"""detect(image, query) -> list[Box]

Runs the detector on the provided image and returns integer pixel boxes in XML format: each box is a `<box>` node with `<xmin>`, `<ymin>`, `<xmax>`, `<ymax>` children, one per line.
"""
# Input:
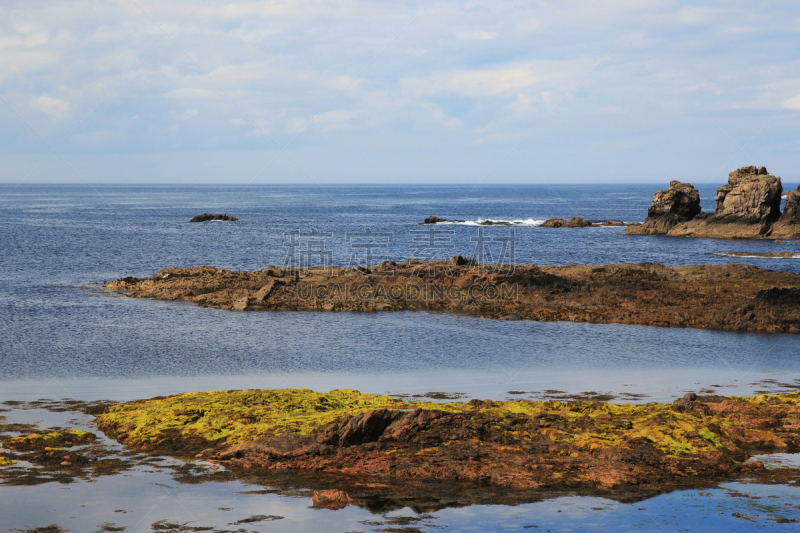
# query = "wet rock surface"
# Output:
<box><xmin>106</xmin><ymin>259</ymin><xmax>800</xmax><ymax>333</ymax></box>
<box><xmin>189</xmin><ymin>213</ymin><xmax>238</xmax><ymax>222</ymax></box>
<box><xmin>93</xmin><ymin>388</ymin><xmax>800</xmax><ymax>494</ymax></box>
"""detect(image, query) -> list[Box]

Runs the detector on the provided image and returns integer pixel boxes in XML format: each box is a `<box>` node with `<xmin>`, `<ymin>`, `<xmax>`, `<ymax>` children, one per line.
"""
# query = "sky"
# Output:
<box><xmin>1</xmin><ymin>0</ymin><xmax>799</xmax><ymax>184</ymax></box>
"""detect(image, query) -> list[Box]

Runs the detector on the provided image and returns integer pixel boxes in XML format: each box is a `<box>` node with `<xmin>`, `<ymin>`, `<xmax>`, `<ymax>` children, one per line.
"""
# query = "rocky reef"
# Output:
<box><xmin>190</xmin><ymin>213</ymin><xmax>238</xmax><ymax>222</ymax></box>
<box><xmin>106</xmin><ymin>260</ymin><xmax>800</xmax><ymax>333</ymax></box>
<box><xmin>628</xmin><ymin>166</ymin><xmax>796</xmax><ymax>239</ymax></box>
<box><xmin>94</xmin><ymin>388</ymin><xmax>800</xmax><ymax>493</ymax></box>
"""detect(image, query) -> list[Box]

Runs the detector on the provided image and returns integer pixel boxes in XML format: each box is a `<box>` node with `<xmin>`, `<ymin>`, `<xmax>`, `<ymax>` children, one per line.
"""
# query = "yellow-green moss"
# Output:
<box><xmin>0</xmin><ymin>455</ymin><xmax>15</xmax><ymax>467</ymax></box>
<box><xmin>94</xmin><ymin>389</ymin><xmax>800</xmax><ymax>461</ymax></box>
<box><xmin>3</xmin><ymin>429</ymin><xmax>90</xmax><ymax>446</ymax></box>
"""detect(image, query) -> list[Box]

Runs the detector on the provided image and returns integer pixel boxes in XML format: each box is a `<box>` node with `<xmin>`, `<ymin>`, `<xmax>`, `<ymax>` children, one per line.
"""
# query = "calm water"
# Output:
<box><xmin>1</xmin><ymin>184</ymin><xmax>800</xmax><ymax>531</ymax></box>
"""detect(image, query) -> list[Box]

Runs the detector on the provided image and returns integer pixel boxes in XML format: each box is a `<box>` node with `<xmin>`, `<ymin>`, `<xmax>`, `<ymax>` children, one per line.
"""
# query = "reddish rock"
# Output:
<box><xmin>312</xmin><ymin>489</ymin><xmax>352</xmax><ymax>509</ymax></box>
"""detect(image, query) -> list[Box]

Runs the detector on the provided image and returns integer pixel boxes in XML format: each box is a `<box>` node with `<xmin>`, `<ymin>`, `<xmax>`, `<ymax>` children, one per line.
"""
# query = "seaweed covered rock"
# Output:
<box><xmin>770</xmin><ymin>186</ymin><xmax>800</xmax><ymax>238</ymax></box>
<box><xmin>94</xmin><ymin>388</ymin><xmax>800</xmax><ymax>492</ymax></box>
<box><xmin>668</xmin><ymin>167</ymin><xmax>782</xmax><ymax>239</ymax></box>
<box><xmin>626</xmin><ymin>181</ymin><xmax>701</xmax><ymax>235</ymax></box>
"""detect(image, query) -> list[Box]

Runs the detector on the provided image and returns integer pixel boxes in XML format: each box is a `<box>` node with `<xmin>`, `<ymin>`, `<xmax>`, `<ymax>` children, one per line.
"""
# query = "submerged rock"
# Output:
<box><xmin>190</xmin><ymin>213</ymin><xmax>238</xmax><ymax>222</ymax></box>
<box><xmin>626</xmin><ymin>181</ymin><xmax>701</xmax><ymax>235</ymax></box>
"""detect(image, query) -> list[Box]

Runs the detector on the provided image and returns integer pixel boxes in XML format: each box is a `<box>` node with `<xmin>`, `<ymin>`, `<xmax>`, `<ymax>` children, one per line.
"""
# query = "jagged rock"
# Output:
<box><xmin>668</xmin><ymin>167</ymin><xmax>782</xmax><ymax>239</ymax></box>
<box><xmin>770</xmin><ymin>186</ymin><xmax>800</xmax><ymax>238</ymax></box>
<box><xmin>190</xmin><ymin>213</ymin><xmax>238</xmax><ymax>222</ymax></box>
<box><xmin>541</xmin><ymin>216</ymin><xmax>596</xmax><ymax>228</ymax></box>
<box><xmin>626</xmin><ymin>181</ymin><xmax>701</xmax><ymax>235</ymax></box>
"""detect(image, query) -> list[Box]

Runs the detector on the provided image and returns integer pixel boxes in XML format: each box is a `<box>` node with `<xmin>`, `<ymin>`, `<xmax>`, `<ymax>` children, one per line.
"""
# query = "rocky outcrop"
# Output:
<box><xmin>770</xmin><ymin>186</ymin><xmax>800</xmax><ymax>238</ymax></box>
<box><xmin>190</xmin><ymin>213</ymin><xmax>238</xmax><ymax>222</ymax></box>
<box><xmin>626</xmin><ymin>181</ymin><xmax>701</xmax><ymax>235</ymax></box>
<box><xmin>106</xmin><ymin>260</ymin><xmax>800</xmax><ymax>333</ymax></box>
<box><xmin>423</xmin><ymin>216</ymin><xmax>451</xmax><ymax>224</ymax></box>
<box><xmin>96</xmin><ymin>387</ymin><xmax>800</xmax><ymax>494</ymax></box>
<box><xmin>667</xmin><ymin>167</ymin><xmax>783</xmax><ymax>239</ymax></box>
<box><xmin>541</xmin><ymin>216</ymin><xmax>596</xmax><ymax>228</ymax></box>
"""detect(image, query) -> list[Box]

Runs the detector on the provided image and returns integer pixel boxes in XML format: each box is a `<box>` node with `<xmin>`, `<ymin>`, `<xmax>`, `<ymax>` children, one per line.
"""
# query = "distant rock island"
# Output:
<box><xmin>627</xmin><ymin>166</ymin><xmax>800</xmax><ymax>239</ymax></box>
<box><xmin>190</xmin><ymin>213</ymin><xmax>238</xmax><ymax>222</ymax></box>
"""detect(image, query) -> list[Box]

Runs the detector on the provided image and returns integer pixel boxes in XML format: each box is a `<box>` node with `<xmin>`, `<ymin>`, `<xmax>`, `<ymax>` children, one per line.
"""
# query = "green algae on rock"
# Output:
<box><xmin>94</xmin><ymin>389</ymin><xmax>800</xmax><ymax>491</ymax></box>
<box><xmin>2</xmin><ymin>430</ymin><xmax>96</xmax><ymax>451</ymax></box>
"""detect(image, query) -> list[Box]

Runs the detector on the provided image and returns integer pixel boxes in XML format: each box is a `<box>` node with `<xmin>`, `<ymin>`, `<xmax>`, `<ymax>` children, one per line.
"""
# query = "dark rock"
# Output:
<box><xmin>626</xmin><ymin>181</ymin><xmax>701</xmax><ymax>235</ymax></box>
<box><xmin>541</xmin><ymin>216</ymin><xmax>596</xmax><ymax>228</ymax></box>
<box><xmin>770</xmin><ymin>186</ymin><xmax>800</xmax><ymax>238</ymax></box>
<box><xmin>190</xmin><ymin>213</ymin><xmax>238</xmax><ymax>222</ymax></box>
<box><xmin>479</xmin><ymin>220</ymin><xmax>512</xmax><ymax>226</ymax></box>
<box><xmin>452</xmin><ymin>255</ymin><xmax>476</xmax><ymax>266</ymax></box>
<box><xmin>755</xmin><ymin>287</ymin><xmax>800</xmax><ymax>305</ymax></box>
<box><xmin>337</xmin><ymin>409</ymin><xmax>405</xmax><ymax>446</ymax></box>
<box><xmin>424</xmin><ymin>216</ymin><xmax>449</xmax><ymax>224</ymax></box>
<box><xmin>668</xmin><ymin>167</ymin><xmax>782</xmax><ymax>239</ymax></box>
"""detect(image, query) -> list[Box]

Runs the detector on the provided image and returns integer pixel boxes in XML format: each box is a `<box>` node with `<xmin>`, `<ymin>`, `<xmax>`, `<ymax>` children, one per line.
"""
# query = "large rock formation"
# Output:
<box><xmin>629</xmin><ymin>167</ymin><xmax>796</xmax><ymax>239</ymax></box>
<box><xmin>626</xmin><ymin>181</ymin><xmax>701</xmax><ymax>235</ymax></box>
<box><xmin>668</xmin><ymin>167</ymin><xmax>782</xmax><ymax>239</ymax></box>
<box><xmin>770</xmin><ymin>186</ymin><xmax>800</xmax><ymax>238</ymax></box>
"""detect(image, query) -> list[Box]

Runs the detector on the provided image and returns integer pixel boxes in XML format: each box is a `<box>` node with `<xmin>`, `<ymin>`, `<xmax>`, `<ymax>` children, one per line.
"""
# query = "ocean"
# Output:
<box><xmin>1</xmin><ymin>183</ymin><xmax>799</xmax><ymax>531</ymax></box>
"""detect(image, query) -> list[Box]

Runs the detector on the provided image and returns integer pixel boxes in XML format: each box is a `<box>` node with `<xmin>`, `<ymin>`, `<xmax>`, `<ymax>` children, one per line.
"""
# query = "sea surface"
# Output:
<box><xmin>1</xmin><ymin>184</ymin><xmax>800</xmax><ymax>532</ymax></box>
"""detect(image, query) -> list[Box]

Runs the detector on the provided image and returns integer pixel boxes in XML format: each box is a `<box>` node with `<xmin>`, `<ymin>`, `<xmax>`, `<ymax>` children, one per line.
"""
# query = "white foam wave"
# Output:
<box><xmin>714</xmin><ymin>253</ymin><xmax>800</xmax><ymax>259</ymax></box>
<box><xmin>436</xmin><ymin>218</ymin><xmax>547</xmax><ymax>227</ymax></box>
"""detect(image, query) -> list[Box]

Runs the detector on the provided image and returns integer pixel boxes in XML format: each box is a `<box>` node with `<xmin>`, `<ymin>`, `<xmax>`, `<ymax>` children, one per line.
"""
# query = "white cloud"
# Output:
<box><xmin>783</xmin><ymin>94</ymin><xmax>800</xmax><ymax>110</ymax></box>
<box><xmin>402</xmin><ymin>63</ymin><xmax>566</xmax><ymax>98</ymax></box>
<box><xmin>183</xmin><ymin>108</ymin><xmax>199</xmax><ymax>119</ymax></box>
<box><xmin>456</xmin><ymin>31</ymin><xmax>496</xmax><ymax>40</ymax></box>
<box><xmin>35</xmin><ymin>95</ymin><xmax>69</xmax><ymax>118</ymax></box>
<box><xmin>162</xmin><ymin>88</ymin><xmax>217</xmax><ymax>99</ymax></box>
<box><xmin>541</xmin><ymin>91</ymin><xmax>554</xmax><ymax>105</ymax></box>
<box><xmin>229</xmin><ymin>118</ymin><xmax>246</xmax><ymax>126</ymax></box>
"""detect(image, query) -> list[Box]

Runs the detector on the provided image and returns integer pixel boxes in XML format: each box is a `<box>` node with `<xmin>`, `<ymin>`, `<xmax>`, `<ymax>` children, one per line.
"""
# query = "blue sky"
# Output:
<box><xmin>1</xmin><ymin>0</ymin><xmax>799</xmax><ymax>184</ymax></box>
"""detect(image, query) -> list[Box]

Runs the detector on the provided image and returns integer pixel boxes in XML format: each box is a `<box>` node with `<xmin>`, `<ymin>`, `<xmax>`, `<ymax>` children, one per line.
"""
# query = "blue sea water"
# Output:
<box><xmin>1</xmin><ymin>183</ymin><xmax>800</xmax><ymax>531</ymax></box>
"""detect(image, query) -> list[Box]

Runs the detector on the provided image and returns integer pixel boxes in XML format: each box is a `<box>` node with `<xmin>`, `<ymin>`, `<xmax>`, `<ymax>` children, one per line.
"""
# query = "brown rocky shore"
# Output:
<box><xmin>106</xmin><ymin>259</ymin><xmax>800</xmax><ymax>333</ymax></box>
